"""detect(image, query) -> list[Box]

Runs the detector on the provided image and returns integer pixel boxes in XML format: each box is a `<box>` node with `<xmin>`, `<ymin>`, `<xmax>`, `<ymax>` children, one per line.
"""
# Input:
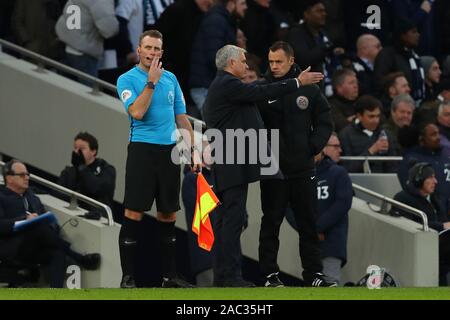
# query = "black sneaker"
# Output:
<box><xmin>265</xmin><ymin>273</ymin><xmax>284</xmax><ymax>287</ymax></box>
<box><xmin>120</xmin><ymin>275</ymin><xmax>136</xmax><ymax>288</ymax></box>
<box><xmin>305</xmin><ymin>272</ymin><xmax>337</xmax><ymax>287</ymax></box>
<box><xmin>162</xmin><ymin>277</ymin><xmax>195</xmax><ymax>288</ymax></box>
<box><xmin>81</xmin><ymin>253</ymin><xmax>101</xmax><ymax>270</ymax></box>
<box><xmin>222</xmin><ymin>278</ymin><xmax>256</xmax><ymax>288</ymax></box>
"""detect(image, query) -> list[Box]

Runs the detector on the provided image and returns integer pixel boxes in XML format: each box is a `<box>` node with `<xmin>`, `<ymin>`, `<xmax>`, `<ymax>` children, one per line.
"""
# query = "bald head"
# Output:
<box><xmin>356</xmin><ymin>34</ymin><xmax>382</xmax><ymax>64</ymax></box>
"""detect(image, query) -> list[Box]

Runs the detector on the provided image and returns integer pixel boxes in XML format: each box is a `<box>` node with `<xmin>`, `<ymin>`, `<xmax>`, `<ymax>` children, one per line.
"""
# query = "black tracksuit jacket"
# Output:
<box><xmin>257</xmin><ymin>65</ymin><xmax>333</xmax><ymax>178</ymax></box>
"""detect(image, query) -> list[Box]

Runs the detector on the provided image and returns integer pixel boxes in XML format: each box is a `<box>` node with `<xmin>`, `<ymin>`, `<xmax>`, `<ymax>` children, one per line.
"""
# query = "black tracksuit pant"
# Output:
<box><xmin>259</xmin><ymin>177</ymin><xmax>322</xmax><ymax>280</ymax></box>
<box><xmin>213</xmin><ymin>184</ymin><xmax>248</xmax><ymax>285</ymax></box>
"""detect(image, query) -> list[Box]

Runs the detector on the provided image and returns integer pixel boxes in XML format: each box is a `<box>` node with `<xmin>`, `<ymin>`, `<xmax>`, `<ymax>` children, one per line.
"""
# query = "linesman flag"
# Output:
<box><xmin>192</xmin><ymin>172</ymin><xmax>220</xmax><ymax>251</ymax></box>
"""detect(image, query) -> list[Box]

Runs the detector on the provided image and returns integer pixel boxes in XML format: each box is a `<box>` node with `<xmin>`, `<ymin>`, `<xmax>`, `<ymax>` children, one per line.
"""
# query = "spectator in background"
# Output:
<box><xmin>241</xmin><ymin>56</ymin><xmax>262</xmax><ymax>83</ymax></box>
<box><xmin>383</xmin><ymin>94</ymin><xmax>415</xmax><ymax>155</ymax></box>
<box><xmin>11</xmin><ymin>0</ymin><xmax>64</xmax><ymax>60</ymax></box>
<box><xmin>55</xmin><ymin>0</ymin><xmax>119</xmax><ymax>78</ymax></box>
<box><xmin>287</xmin><ymin>0</ymin><xmax>345</xmax><ymax>97</ymax></box>
<box><xmin>189</xmin><ymin>0</ymin><xmax>248</xmax><ymax>113</ymax></box>
<box><xmin>114</xmin><ymin>0</ymin><xmax>144</xmax><ymax>69</ymax></box>
<box><xmin>240</xmin><ymin>0</ymin><xmax>277</xmax><ymax>70</ymax></box>
<box><xmin>143</xmin><ymin>0</ymin><xmax>175</xmax><ymax>29</ymax></box>
<box><xmin>339</xmin><ymin>95</ymin><xmax>397</xmax><ymax>173</ymax></box>
<box><xmin>58</xmin><ymin>132</ymin><xmax>116</xmax><ymax>218</ymax></box>
<box><xmin>0</xmin><ymin>160</ymin><xmax>100</xmax><ymax>288</ymax></box>
<box><xmin>313</xmin><ymin>133</ymin><xmax>352</xmax><ymax>286</ymax></box>
<box><xmin>328</xmin><ymin>68</ymin><xmax>359</xmax><ymax>133</ymax></box>
<box><xmin>374</xmin><ymin>18</ymin><xmax>425</xmax><ymax>103</ymax></box>
<box><xmin>352</xmin><ymin>34</ymin><xmax>382</xmax><ymax>96</ymax></box>
<box><xmin>419</xmin><ymin>78</ymin><xmax>450</xmax><ymax>121</ymax></box>
<box><xmin>155</xmin><ymin>0</ymin><xmax>213</xmax><ymax>95</ymax></box>
<box><xmin>236</xmin><ymin>28</ymin><xmax>248</xmax><ymax>49</ymax></box>
<box><xmin>437</xmin><ymin>101</ymin><xmax>450</xmax><ymax>157</ymax></box>
<box><xmin>398</xmin><ymin>122</ymin><xmax>450</xmax><ymax>215</ymax></box>
<box><xmin>390</xmin><ymin>0</ymin><xmax>437</xmax><ymax>56</ymax></box>
<box><xmin>421</xmin><ymin>56</ymin><xmax>442</xmax><ymax>103</ymax></box>
<box><xmin>391</xmin><ymin>162</ymin><xmax>450</xmax><ymax>285</ymax></box>
<box><xmin>380</xmin><ymin>72</ymin><xmax>412</xmax><ymax>119</ymax></box>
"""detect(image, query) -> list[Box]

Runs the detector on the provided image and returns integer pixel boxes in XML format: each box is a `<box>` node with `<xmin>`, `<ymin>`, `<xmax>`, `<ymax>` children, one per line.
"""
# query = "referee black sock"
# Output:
<box><xmin>119</xmin><ymin>217</ymin><xmax>140</xmax><ymax>277</ymax></box>
<box><xmin>158</xmin><ymin>220</ymin><xmax>177</xmax><ymax>279</ymax></box>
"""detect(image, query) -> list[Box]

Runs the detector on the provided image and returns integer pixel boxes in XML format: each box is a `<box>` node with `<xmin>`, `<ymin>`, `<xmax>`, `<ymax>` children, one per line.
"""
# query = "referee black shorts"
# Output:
<box><xmin>124</xmin><ymin>142</ymin><xmax>181</xmax><ymax>213</ymax></box>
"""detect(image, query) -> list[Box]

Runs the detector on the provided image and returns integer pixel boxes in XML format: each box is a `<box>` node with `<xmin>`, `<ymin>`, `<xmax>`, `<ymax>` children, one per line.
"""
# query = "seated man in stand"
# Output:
<box><xmin>0</xmin><ymin>160</ymin><xmax>100</xmax><ymax>287</ymax></box>
<box><xmin>391</xmin><ymin>162</ymin><xmax>450</xmax><ymax>285</ymax></box>
<box><xmin>58</xmin><ymin>132</ymin><xmax>116</xmax><ymax>219</ymax></box>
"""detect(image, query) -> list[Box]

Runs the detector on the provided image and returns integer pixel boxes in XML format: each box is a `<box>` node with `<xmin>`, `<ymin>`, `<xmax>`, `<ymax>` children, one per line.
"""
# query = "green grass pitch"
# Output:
<box><xmin>0</xmin><ymin>287</ymin><xmax>450</xmax><ymax>300</ymax></box>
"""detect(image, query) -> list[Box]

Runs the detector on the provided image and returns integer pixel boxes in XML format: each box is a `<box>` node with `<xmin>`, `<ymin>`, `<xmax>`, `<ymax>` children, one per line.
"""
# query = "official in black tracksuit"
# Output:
<box><xmin>257</xmin><ymin>41</ymin><xmax>334</xmax><ymax>287</ymax></box>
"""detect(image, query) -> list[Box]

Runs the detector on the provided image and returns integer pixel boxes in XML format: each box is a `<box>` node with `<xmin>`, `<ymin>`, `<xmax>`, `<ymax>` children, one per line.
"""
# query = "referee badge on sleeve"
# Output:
<box><xmin>296</xmin><ymin>96</ymin><xmax>309</xmax><ymax>110</ymax></box>
<box><xmin>121</xmin><ymin>90</ymin><xmax>132</xmax><ymax>103</ymax></box>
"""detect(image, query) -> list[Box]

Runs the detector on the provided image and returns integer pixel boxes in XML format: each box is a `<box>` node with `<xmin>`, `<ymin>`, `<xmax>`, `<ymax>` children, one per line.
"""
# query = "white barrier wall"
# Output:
<box><xmin>39</xmin><ymin>195</ymin><xmax>121</xmax><ymax>288</ymax></box>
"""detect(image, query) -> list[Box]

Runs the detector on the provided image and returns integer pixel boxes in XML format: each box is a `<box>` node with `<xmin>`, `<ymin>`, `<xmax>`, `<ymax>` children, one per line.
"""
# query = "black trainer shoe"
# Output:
<box><xmin>162</xmin><ymin>277</ymin><xmax>195</xmax><ymax>288</ymax></box>
<box><xmin>223</xmin><ymin>278</ymin><xmax>256</xmax><ymax>288</ymax></box>
<box><xmin>265</xmin><ymin>273</ymin><xmax>284</xmax><ymax>287</ymax></box>
<box><xmin>120</xmin><ymin>275</ymin><xmax>136</xmax><ymax>288</ymax></box>
<box><xmin>305</xmin><ymin>272</ymin><xmax>337</xmax><ymax>287</ymax></box>
<box><xmin>81</xmin><ymin>253</ymin><xmax>101</xmax><ymax>270</ymax></box>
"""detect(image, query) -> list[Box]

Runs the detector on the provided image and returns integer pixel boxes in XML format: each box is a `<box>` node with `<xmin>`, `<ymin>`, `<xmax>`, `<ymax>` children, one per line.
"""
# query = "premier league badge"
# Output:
<box><xmin>296</xmin><ymin>96</ymin><xmax>309</xmax><ymax>110</ymax></box>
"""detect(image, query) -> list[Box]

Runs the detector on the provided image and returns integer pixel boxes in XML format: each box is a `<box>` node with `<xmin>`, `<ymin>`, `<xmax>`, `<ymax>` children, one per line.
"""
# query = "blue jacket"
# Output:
<box><xmin>188</xmin><ymin>4</ymin><xmax>237</xmax><ymax>89</ymax></box>
<box><xmin>398</xmin><ymin>146</ymin><xmax>450</xmax><ymax>214</ymax></box>
<box><xmin>315</xmin><ymin>157</ymin><xmax>353</xmax><ymax>265</ymax></box>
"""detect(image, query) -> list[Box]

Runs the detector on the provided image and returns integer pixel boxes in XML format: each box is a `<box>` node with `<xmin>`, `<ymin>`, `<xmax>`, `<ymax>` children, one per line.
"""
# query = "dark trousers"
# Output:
<box><xmin>16</xmin><ymin>224</ymin><xmax>66</xmax><ymax>288</ymax></box>
<box><xmin>259</xmin><ymin>177</ymin><xmax>322</xmax><ymax>279</ymax></box>
<box><xmin>213</xmin><ymin>184</ymin><xmax>248</xmax><ymax>284</ymax></box>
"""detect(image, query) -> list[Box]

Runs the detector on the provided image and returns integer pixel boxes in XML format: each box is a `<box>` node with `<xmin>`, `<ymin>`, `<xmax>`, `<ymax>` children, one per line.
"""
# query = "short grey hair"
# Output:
<box><xmin>215</xmin><ymin>45</ymin><xmax>246</xmax><ymax>70</ymax></box>
<box><xmin>391</xmin><ymin>94</ymin><xmax>415</xmax><ymax>112</ymax></box>
<box><xmin>438</xmin><ymin>101</ymin><xmax>450</xmax><ymax>116</ymax></box>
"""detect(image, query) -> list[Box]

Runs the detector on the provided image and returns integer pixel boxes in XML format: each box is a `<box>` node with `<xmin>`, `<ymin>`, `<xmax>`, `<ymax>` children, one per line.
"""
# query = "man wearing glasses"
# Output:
<box><xmin>313</xmin><ymin>133</ymin><xmax>352</xmax><ymax>285</ymax></box>
<box><xmin>0</xmin><ymin>160</ymin><xmax>100</xmax><ymax>287</ymax></box>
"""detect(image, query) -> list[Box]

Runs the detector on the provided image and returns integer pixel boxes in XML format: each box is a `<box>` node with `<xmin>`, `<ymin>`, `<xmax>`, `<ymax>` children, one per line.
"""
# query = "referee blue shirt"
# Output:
<box><xmin>117</xmin><ymin>65</ymin><xmax>186</xmax><ymax>144</ymax></box>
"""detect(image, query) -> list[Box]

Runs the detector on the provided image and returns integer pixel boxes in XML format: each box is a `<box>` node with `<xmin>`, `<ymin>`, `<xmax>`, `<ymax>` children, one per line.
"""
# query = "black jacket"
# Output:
<box><xmin>328</xmin><ymin>95</ymin><xmax>356</xmax><ymax>133</ymax></box>
<box><xmin>392</xmin><ymin>184</ymin><xmax>448</xmax><ymax>232</ymax></box>
<box><xmin>258</xmin><ymin>64</ymin><xmax>333</xmax><ymax>178</ymax></box>
<box><xmin>189</xmin><ymin>4</ymin><xmax>237</xmax><ymax>89</ymax></box>
<box><xmin>352</xmin><ymin>57</ymin><xmax>375</xmax><ymax>96</ymax></box>
<box><xmin>287</xmin><ymin>23</ymin><xmax>328</xmax><ymax>73</ymax></box>
<box><xmin>155</xmin><ymin>0</ymin><xmax>205</xmax><ymax>92</ymax></box>
<box><xmin>203</xmin><ymin>70</ymin><xmax>299</xmax><ymax>192</ymax></box>
<box><xmin>0</xmin><ymin>186</ymin><xmax>46</xmax><ymax>259</ymax></box>
<box><xmin>339</xmin><ymin>121</ymin><xmax>398</xmax><ymax>173</ymax></box>
<box><xmin>58</xmin><ymin>158</ymin><xmax>116</xmax><ymax>207</ymax></box>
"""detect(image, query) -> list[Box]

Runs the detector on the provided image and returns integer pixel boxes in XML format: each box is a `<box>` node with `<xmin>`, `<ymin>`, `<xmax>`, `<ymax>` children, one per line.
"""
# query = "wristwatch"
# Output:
<box><xmin>146</xmin><ymin>81</ymin><xmax>156</xmax><ymax>89</ymax></box>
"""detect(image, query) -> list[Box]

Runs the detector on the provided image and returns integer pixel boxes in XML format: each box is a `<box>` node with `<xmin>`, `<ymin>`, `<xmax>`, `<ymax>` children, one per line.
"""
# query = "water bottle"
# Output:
<box><xmin>378</xmin><ymin>129</ymin><xmax>388</xmax><ymax>155</ymax></box>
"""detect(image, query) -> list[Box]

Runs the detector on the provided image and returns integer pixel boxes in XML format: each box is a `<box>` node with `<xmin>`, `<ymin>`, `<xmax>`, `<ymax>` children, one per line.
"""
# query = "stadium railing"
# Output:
<box><xmin>0</xmin><ymin>161</ymin><xmax>114</xmax><ymax>226</ymax></box>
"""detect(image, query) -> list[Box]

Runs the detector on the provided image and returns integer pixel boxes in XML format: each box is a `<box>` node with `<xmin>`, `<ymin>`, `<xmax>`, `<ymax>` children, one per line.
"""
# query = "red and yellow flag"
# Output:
<box><xmin>192</xmin><ymin>172</ymin><xmax>220</xmax><ymax>251</ymax></box>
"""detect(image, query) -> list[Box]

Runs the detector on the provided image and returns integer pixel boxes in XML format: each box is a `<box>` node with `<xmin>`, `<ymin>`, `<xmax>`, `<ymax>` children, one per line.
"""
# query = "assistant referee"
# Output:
<box><xmin>116</xmin><ymin>30</ymin><xmax>200</xmax><ymax>288</ymax></box>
